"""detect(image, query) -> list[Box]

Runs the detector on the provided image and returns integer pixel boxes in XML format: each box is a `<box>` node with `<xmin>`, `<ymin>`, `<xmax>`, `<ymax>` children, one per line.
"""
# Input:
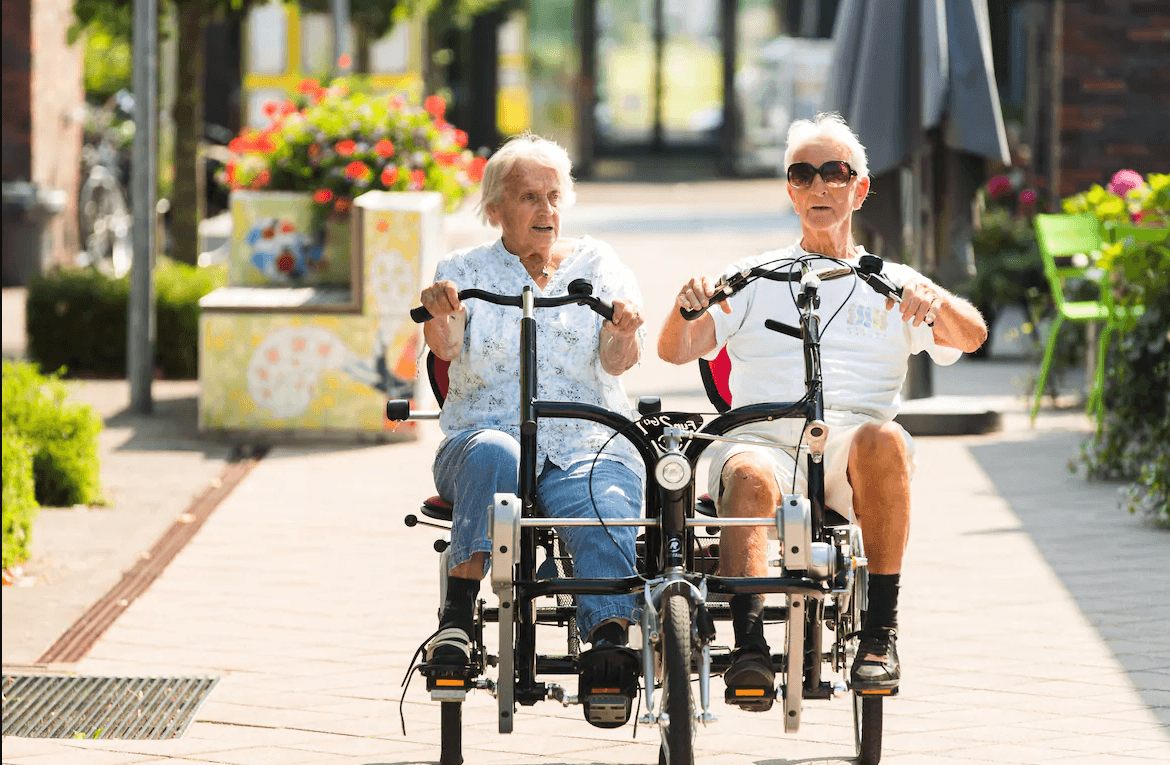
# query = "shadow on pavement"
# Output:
<box><xmin>967</xmin><ymin>430</ymin><xmax>1170</xmax><ymax>725</ymax></box>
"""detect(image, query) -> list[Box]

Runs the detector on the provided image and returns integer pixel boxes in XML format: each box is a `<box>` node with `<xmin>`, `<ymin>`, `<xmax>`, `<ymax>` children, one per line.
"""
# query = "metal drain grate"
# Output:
<box><xmin>2</xmin><ymin>675</ymin><xmax>218</xmax><ymax>739</ymax></box>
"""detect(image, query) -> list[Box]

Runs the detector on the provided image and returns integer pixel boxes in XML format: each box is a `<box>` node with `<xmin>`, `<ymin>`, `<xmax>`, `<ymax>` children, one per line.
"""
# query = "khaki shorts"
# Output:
<box><xmin>705</xmin><ymin>412</ymin><xmax>916</xmax><ymax>525</ymax></box>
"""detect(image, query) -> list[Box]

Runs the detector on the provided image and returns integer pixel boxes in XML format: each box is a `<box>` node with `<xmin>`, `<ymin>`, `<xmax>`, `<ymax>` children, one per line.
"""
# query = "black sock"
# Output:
<box><xmin>730</xmin><ymin>594</ymin><xmax>767</xmax><ymax>653</ymax></box>
<box><xmin>590</xmin><ymin>620</ymin><xmax>627</xmax><ymax>647</ymax></box>
<box><xmin>438</xmin><ymin>576</ymin><xmax>480</xmax><ymax>635</ymax></box>
<box><xmin>864</xmin><ymin>574</ymin><xmax>900</xmax><ymax>634</ymax></box>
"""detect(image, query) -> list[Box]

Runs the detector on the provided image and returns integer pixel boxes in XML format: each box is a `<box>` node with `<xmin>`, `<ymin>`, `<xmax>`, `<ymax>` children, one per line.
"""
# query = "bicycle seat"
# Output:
<box><xmin>422</xmin><ymin>496</ymin><xmax>453</xmax><ymax>522</ymax></box>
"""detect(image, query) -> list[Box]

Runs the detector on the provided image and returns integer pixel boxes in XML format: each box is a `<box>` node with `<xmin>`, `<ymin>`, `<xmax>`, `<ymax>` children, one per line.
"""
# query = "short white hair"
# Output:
<box><xmin>783</xmin><ymin>113</ymin><xmax>869</xmax><ymax>179</ymax></box>
<box><xmin>477</xmin><ymin>133</ymin><xmax>576</xmax><ymax>226</ymax></box>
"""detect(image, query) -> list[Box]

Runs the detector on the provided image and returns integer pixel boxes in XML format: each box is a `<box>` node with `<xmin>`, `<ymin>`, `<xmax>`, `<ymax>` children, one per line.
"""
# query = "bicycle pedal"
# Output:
<box><xmin>582</xmin><ymin>690</ymin><xmax>634</xmax><ymax>728</ymax></box>
<box><xmin>578</xmin><ymin>645</ymin><xmax>639</xmax><ymax>728</ymax></box>
<box><xmin>422</xmin><ymin>665</ymin><xmax>475</xmax><ymax>701</ymax></box>
<box><xmin>724</xmin><ymin>684</ymin><xmax>776</xmax><ymax>712</ymax></box>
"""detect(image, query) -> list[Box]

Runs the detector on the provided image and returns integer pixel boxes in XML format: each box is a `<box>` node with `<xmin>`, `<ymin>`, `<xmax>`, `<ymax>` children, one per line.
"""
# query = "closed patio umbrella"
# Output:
<box><xmin>822</xmin><ymin>0</ymin><xmax>1010</xmax><ymax>395</ymax></box>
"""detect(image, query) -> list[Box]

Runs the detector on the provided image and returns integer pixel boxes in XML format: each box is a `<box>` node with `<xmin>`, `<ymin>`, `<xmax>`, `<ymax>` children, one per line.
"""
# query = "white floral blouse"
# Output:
<box><xmin>433</xmin><ymin>236</ymin><xmax>645</xmax><ymax>474</ymax></box>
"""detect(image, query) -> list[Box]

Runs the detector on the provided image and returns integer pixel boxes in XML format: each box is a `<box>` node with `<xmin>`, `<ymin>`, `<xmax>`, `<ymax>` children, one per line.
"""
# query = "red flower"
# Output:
<box><xmin>276</xmin><ymin>251</ymin><xmax>296</xmax><ymax>273</ymax></box>
<box><xmin>253</xmin><ymin>133</ymin><xmax>276</xmax><ymax>153</ymax></box>
<box><xmin>380</xmin><ymin>166</ymin><xmax>399</xmax><ymax>186</ymax></box>
<box><xmin>335</xmin><ymin>140</ymin><xmax>357</xmax><ymax>157</ymax></box>
<box><xmin>987</xmin><ymin>174</ymin><xmax>1012</xmax><ymax>198</ymax></box>
<box><xmin>313</xmin><ymin>188</ymin><xmax>334</xmax><ymax>204</ymax></box>
<box><xmin>262</xmin><ymin>100</ymin><xmax>279</xmax><ymax>119</ymax></box>
<box><xmin>334</xmin><ymin>197</ymin><xmax>352</xmax><ymax>213</ymax></box>
<box><xmin>374</xmin><ymin>139</ymin><xmax>395</xmax><ymax>158</ymax></box>
<box><xmin>298</xmin><ymin>78</ymin><xmax>320</xmax><ymax>94</ymax></box>
<box><xmin>338</xmin><ymin>53</ymin><xmax>352</xmax><ymax>69</ymax></box>
<box><xmin>453</xmin><ymin>129</ymin><xmax>468</xmax><ymax>149</ymax></box>
<box><xmin>252</xmin><ymin>169</ymin><xmax>271</xmax><ymax>189</ymax></box>
<box><xmin>229</xmin><ymin>137</ymin><xmax>246</xmax><ymax>154</ymax></box>
<box><xmin>279</xmin><ymin>100</ymin><xmax>297</xmax><ymax>117</ymax></box>
<box><xmin>424</xmin><ymin>95</ymin><xmax>446</xmax><ymax>120</ymax></box>
<box><xmin>468</xmin><ymin>156</ymin><xmax>487</xmax><ymax>183</ymax></box>
<box><xmin>409</xmin><ymin>169</ymin><xmax>426</xmax><ymax>190</ymax></box>
<box><xmin>434</xmin><ymin>151</ymin><xmax>458</xmax><ymax>167</ymax></box>
<box><xmin>345</xmin><ymin>160</ymin><xmax>371</xmax><ymax>181</ymax></box>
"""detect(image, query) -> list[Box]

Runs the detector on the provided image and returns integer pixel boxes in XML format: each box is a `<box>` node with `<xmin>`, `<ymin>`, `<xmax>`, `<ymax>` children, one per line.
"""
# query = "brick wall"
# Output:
<box><xmin>31</xmin><ymin>0</ymin><xmax>84</xmax><ymax>265</ymax></box>
<box><xmin>2</xmin><ymin>0</ymin><xmax>32</xmax><ymax>183</ymax></box>
<box><xmin>1059</xmin><ymin>1</ymin><xmax>1170</xmax><ymax>197</ymax></box>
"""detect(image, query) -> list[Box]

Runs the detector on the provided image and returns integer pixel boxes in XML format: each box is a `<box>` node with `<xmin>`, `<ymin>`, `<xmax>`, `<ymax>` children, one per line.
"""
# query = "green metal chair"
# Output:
<box><xmin>1030</xmin><ymin>213</ymin><xmax>1116</xmax><ymax>424</ymax></box>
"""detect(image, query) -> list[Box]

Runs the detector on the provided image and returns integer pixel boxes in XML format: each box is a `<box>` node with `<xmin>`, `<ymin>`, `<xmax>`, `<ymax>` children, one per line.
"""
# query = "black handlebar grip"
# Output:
<box><xmin>679</xmin><ymin>289</ymin><xmax>731</xmax><ymax>321</ymax></box>
<box><xmin>385</xmin><ymin>399</ymin><xmax>411</xmax><ymax>421</ymax></box>
<box><xmin>409</xmin><ymin>305</ymin><xmax>433</xmax><ymax>323</ymax></box>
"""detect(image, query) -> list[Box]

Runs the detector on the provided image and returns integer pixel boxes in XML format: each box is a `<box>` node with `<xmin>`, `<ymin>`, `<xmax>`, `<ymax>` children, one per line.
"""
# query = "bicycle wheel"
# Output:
<box><xmin>657</xmin><ymin>593</ymin><xmax>694</xmax><ymax>765</ymax></box>
<box><xmin>439</xmin><ymin>700</ymin><xmax>463</xmax><ymax>765</ymax></box>
<box><xmin>852</xmin><ymin>692</ymin><xmax>882</xmax><ymax>765</ymax></box>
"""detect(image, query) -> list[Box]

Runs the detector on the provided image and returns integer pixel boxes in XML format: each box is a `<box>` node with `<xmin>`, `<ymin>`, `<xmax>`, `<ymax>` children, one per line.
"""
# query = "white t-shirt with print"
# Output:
<box><xmin>704</xmin><ymin>243</ymin><xmax>962</xmax><ymax>422</ymax></box>
<box><xmin>434</xmin><ymin>236</ymin><xmax>645</xmax><ymax>473</ymax></box>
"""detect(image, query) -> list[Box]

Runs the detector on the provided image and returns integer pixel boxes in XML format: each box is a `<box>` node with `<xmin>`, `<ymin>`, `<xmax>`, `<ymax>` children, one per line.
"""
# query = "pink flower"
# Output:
<box><xmin>987</xmin><ymin>175</ymin><xmax>1012</xmax><ymax>198</ymax></box>
<box><xmin>1019</xmin><ymin>189</ymin><xmax>1037</xmax><ymax>205</ymax></box>
<box><xmin>1109</xmin><ymin>169</ymin><xmax>1144</xmax><ymax>197</ymax></box>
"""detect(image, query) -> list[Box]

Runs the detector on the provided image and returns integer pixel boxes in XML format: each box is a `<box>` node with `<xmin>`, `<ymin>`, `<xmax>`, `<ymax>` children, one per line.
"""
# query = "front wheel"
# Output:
<box><xmin>657</xmin><ymin>593</ymin><xmax>694</xmax><ymax>765</ymax></box>
<box><xmin>853</xmin><ymin>693</ymin><xmax>882</xmax><ymax>764</ymax></box>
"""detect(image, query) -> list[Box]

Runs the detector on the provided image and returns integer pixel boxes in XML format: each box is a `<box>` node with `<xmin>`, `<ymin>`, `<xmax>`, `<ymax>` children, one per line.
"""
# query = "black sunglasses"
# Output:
<box><xmin>787</xmin><ymin>160</ymin><xmax>858</xmax><ymax>188</ymax></box>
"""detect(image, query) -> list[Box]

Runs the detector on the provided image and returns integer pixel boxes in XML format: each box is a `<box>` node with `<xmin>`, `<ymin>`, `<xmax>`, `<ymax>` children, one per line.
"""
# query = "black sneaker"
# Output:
<box><xmin>850</xmin><ymin>627</ymin><xmax>900</xmax><ymax>694</ymax></box>
<box><xmin>723</xmin><ymin>646</ymin><xmax>775</xmax><ymax>712</ymax></box>
<box><xmin>425</xmin><ymin>626</ymin><xmax>471</xmax><ymax>670</ymax></box>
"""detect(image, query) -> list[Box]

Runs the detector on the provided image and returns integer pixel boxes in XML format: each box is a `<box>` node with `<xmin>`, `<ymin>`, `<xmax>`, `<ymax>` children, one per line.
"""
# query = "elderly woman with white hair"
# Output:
<box><xmin>418</xmin><ymin>134</ymin><xmax>644</xmax><ymax>727</ymax></box>
<box><xmin>658</xmin><ymin>113</ymin><xmax>987</xmax><ymax>706</ymax></box>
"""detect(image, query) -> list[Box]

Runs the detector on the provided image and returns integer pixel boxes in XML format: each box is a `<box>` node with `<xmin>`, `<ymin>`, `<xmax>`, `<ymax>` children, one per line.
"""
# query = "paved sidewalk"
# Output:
<box><xmin>4</xmin><ymin>180</ymin><xmax>1168</xmax><ymax>763</ymax></box>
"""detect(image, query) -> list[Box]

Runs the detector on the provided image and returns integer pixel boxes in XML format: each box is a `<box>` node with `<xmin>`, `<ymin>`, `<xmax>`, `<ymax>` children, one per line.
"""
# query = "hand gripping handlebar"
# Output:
<box><xmin>410</xmin><ymin>278</ymin><xmax>615</xmax><ymax>324</ymax></box>
<box><xmin>679</xmin><ymin>254</ymin><xmax>906</xmax><ymax>321</ymax></box>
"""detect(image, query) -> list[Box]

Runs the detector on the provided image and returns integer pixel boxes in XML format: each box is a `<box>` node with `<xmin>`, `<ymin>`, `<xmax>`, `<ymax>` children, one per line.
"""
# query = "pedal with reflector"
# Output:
<box><xmin>724</xmin><ymin>684</ymin><xmax>776</xmax><ymax>712</ymax></box>
<box><xmin>852</xmin><ymin>686</ymin><xmax>899</xmax><ymax>697</ymax></box>
<box><xmin>423</xmin><ymin>669</ymin><xmax>474</xmax><ymax>701</ymax></box>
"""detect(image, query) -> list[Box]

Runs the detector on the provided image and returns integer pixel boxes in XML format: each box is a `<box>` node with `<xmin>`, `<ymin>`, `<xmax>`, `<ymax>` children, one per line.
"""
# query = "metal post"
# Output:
<box><xmin>129</xmin><ymin>0</ymin><xmax>158</xmax><ymax>414</ymax></box>
<box><xmin>332</xmin><ymin>0</ymin><xmax>352</xmax><ymax>74</ymax></box>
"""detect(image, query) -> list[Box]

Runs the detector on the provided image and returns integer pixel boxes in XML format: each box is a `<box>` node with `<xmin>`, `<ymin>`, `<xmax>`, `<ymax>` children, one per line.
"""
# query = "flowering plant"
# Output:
<box><xmin>218</xmin><ymin>78</ymin><xmax>486</xmax><ymax>222</ymax></box>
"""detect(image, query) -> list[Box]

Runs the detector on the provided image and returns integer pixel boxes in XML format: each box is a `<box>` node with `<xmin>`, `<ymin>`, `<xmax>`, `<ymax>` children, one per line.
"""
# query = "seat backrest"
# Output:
<box><xmin>1033</xmin><ymin>212</ymin><xmax>1104</xmax><ymax>312</ymax></box>
<box><xmin>698</xmin><ymin>347</ymin><xmax>733</xmax><ymax>413</ymax></box>
<box><xmin>1102</xmin><ymin>221</ymin><xmax>1170</xmax><ymax>246</ymax></box>
<box><xmin>426</xmin><ymin>351</ymin><xmax>449</xmax><ymax>407</ymax></box>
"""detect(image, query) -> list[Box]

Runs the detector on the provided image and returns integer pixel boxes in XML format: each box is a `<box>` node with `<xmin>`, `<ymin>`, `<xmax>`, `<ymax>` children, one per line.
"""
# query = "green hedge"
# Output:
<box><xmin>26</xmin><ymin>260</ymin><xmax>225</xmax><ymax>379</ymax></box>
<box><xmin>2</xmin><ymin>430</ymin><xmax>39</xmax><ymax>569</ymax></box>
<box><xmin>2</xmin><ymin>361</ymin><xmax>104</xmax><ymax>508</ymax></box>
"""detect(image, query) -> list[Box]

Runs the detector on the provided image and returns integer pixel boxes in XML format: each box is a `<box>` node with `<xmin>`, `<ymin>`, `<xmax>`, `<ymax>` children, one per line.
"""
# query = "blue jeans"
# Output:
<box><xmin>433</xmin><ymin>429</ymin><xmax>643</xmax><ymax>639</ymax></box>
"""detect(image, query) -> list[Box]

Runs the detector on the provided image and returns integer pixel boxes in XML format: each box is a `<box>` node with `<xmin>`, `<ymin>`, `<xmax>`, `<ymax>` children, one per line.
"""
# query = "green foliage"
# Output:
<box><xmin>2</xmin><ymin>362</ymin><xmax>104</xmax><ymax>509</ymax></box>
<box><xmin>2</xmin><ymin>430</ymin><xmax>39</xmax><ymax>569</ymax></box>
<box><xmin>1065</xmin><ymin>171</ymin><xmax>1170</xmax><ymax>525</ymax></box>
<box><xmin>26</xmin><ymin>260</ymin><xmax>227</xmax><ymax>380</ymax></box>
<box><xmin>81</xmin><ymin>21</ymin><xmax>132</xmax><ymax>101</ymax></box>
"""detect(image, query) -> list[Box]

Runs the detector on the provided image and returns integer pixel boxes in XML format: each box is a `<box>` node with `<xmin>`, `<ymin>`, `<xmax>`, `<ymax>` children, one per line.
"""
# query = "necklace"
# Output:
<box><xmin>540</xmin><ymin>266</ymin><xmax>550</xmax><ymax>278</ymax></box>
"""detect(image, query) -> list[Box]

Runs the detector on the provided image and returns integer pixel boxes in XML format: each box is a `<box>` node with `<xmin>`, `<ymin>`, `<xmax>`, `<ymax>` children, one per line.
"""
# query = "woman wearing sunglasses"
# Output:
<box><xmin>657</xmin><ymin>113</ymin><xmax>988</xmax><ymax>705</ymax></box>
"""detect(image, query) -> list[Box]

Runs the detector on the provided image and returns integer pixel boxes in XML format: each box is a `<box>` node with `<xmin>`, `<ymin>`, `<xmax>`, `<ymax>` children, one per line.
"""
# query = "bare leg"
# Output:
<box><xmin>716</xmin><ymin>452</ymin><xmax>782</xmax><ymax>578</ymax></box>
<box><xmin>847</xmin><ymin>422</ymin><xmax>912</xmax><ymax>575</ymax></box>
<box><xmin>450</xmin><ymin>552</ymin><xmax>488</xmax><ymax>581</ymax></box>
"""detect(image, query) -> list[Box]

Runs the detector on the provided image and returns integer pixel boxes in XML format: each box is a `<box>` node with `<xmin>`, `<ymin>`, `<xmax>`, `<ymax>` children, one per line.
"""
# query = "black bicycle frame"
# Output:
<box><xmin>508</xmin><ymin>278</ymin><xmax>835</xmax><ymax>701</ymax></box>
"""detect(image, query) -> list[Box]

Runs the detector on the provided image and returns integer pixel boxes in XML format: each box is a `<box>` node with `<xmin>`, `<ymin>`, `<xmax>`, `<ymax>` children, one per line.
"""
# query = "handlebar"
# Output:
<box><xmin>679</xmin><ymin>255</ymin><xmax>905</xmax><ymax>321</ymax></box>
<box><xmin>410</xmin><ymin>278</ymin><xmax>615</xmax><ymax>323</ymax></box>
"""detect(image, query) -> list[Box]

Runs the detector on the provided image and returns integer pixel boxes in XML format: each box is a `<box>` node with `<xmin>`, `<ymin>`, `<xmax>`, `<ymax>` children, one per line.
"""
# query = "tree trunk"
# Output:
<box><xmin>171</xmin><ymin>0</ymin><xmax>207</xmax><ymax>266</ymax></box>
